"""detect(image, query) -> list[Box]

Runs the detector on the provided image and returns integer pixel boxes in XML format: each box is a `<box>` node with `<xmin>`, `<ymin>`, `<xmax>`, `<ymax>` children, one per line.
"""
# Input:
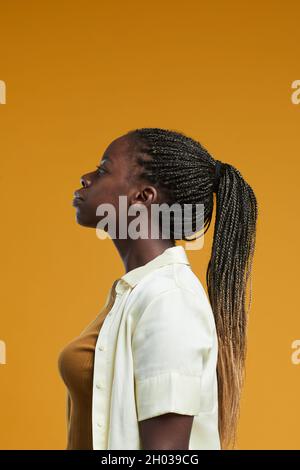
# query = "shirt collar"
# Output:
<box><xmin>116</xmin><ymin>245</ymin><xmax>190</xmax><ymax>292</ymax></box>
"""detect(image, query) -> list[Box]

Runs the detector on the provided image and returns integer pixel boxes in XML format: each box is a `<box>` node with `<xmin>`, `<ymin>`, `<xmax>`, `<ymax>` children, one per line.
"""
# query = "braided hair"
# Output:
<box><xmin>126</xmin><ymin>127</ymin><xmax>258</xmax><ymax>449</ymax></box>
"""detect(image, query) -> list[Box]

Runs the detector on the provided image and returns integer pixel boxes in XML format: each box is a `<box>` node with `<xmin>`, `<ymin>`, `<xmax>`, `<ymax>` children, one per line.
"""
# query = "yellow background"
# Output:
<box><xmin>0</xmin><ymin>0</ymin><xmax>299</xmax><ymax>449</ymax></box>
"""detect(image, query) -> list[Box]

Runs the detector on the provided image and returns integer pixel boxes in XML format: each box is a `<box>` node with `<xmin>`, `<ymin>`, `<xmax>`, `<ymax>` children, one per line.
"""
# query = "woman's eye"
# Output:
<box><xmin>95</xmin><ymin>165</ymin><xmax>106</xmax><ymax>176</ymax></box>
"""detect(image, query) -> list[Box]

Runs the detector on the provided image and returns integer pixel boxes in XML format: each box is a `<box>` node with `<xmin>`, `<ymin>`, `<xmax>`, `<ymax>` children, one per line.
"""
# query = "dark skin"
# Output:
<box><xmin>73</xmin><ymin>134</ymin><xmax>194</xmax><ymax>449</ymax></box>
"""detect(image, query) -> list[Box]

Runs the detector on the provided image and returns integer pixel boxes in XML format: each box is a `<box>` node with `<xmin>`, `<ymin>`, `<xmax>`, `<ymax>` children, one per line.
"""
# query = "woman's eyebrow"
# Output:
<box><xmin>99</xmin><ymin>156</ymin><xmax>112</xmax><ymax>166</ymax></box>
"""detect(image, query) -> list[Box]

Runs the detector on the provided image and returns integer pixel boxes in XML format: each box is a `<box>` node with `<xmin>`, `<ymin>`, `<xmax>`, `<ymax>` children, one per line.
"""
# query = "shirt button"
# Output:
<box><xmin>98</xmin><ymin>344</ymin><xmax>105</xmax><ymax>351</ymax></box>
<box><xmin>97</xmin><ymin>422</ymin><xmax>103</xmax><ymax>428</ymax></box>
<box><xmin>96</xmin><ymin>382</ymin><xmax>105</xmax><ymax>390</ymax></box>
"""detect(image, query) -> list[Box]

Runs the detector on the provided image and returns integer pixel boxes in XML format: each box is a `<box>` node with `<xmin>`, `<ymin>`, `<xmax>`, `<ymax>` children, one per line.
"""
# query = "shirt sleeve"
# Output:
<box><xmin>132</xmin><ymin>286</ymin><xmax>213</xmax><ymax>421</ymax></box>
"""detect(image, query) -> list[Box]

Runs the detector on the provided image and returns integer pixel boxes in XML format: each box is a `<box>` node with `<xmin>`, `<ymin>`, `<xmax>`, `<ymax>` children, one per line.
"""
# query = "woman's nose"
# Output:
<box><xmin>80</xmin><ymin>175</ymin><xmax>91</xmax><ymax>188</ymax></box>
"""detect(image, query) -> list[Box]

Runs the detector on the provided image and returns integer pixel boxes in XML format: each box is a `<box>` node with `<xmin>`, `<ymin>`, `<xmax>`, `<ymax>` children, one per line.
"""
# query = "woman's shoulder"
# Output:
<box><xmin>131</xmin><ymin>263</ymin><xmax>208</xmax><ymax>301</ymax></box>
<box><xmin>126</xmin><ymin>263</ymin><xmax>215</xmax><ymax>332</ymax></box>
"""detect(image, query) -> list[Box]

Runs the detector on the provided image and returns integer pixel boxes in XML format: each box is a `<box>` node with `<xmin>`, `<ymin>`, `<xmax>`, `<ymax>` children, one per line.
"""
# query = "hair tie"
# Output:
<box><xmin>212</xmin><ymin>160</ymin><xmax>225</xmax><ymax>193</ymax></box>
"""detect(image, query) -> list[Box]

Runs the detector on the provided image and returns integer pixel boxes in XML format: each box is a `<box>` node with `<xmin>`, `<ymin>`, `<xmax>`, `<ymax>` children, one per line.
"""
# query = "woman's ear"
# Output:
<box><xmin>131</xmin><ymin>186</ymin><xmax>158</xmax><ymax>207</ymax></box>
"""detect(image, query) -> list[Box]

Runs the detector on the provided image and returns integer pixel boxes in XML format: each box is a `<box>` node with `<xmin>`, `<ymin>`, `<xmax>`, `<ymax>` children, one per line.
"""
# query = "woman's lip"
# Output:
<box><xmin>73</xmin><ymin>191</ymin><xmax>84</xmax><ymax>200</ymax></box>
<box><xmin>72</xmin><ymin>196</ymin><xmax>84</xmax><ymax>206</ymax></box>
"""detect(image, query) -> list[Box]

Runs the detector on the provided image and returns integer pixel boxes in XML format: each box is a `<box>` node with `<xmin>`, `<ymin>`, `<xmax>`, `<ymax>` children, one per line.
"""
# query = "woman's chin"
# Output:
<box><xmin>74</xmin><ymin>211</ymin><xmax>93</xmax><ymax>228</ymax></box>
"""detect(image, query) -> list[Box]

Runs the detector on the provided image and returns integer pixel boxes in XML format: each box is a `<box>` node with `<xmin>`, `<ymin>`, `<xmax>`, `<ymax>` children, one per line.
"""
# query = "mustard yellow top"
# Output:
<box><xmin>58</xmin><ymin>279</ymin><xmax>120</xmax><ymax>450</ymax></box>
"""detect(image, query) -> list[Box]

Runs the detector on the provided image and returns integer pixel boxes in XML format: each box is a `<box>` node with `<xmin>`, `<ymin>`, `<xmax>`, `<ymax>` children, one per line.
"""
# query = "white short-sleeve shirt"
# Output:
<box><xmin>92</xmin><ymin>245</ymin><xmax>221</xmax><ymax>450</ymax></box>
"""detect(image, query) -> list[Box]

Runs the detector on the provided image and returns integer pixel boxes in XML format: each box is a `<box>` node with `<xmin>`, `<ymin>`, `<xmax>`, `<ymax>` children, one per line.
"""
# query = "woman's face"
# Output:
<box><xmin>73</xmin><ymin>135</ymin><xmax>138</xmax><ymax>229</ymax></box>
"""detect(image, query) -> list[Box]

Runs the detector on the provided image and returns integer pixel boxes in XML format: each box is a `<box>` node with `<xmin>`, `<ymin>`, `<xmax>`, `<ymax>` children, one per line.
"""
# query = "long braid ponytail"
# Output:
<box><xmin>206</xmin><ymin>160</ymin><xmax>258</xmax><ymax>448</ymax></box>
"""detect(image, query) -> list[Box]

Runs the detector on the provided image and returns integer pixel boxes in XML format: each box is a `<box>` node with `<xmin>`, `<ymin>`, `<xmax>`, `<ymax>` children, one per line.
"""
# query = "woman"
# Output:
<box><xmin>58</xmin><ymin>127</ymin><xmax>258</xmax><ymax>450</ymax></box>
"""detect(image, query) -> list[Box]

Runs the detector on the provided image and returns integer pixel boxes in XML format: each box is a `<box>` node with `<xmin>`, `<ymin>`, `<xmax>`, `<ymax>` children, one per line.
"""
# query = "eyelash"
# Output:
<box><xmin>95</xmin><ymin>165</ymin><xmax>106</xmax><ymax>176</ymax></box>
